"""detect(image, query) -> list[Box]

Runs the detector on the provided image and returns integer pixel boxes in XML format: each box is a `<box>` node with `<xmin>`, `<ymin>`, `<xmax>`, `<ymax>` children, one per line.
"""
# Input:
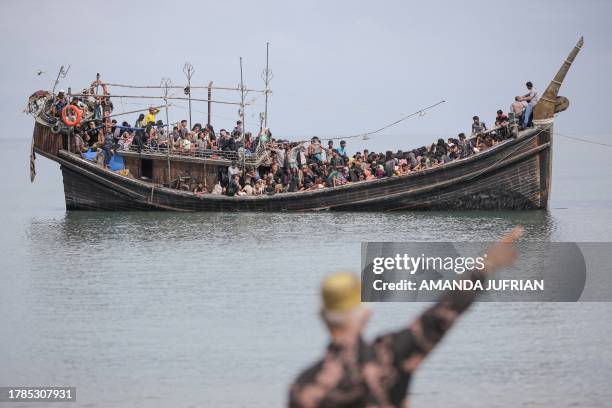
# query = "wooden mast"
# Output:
<box><xmin>533</xmin><ymin>36</ymin><xmax>583</xmax><ymax>122</ymax></box>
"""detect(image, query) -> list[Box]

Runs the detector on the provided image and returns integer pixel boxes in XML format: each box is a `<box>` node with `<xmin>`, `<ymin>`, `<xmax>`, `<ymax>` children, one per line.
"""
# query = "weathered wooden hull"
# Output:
<box><xmin>33</xmin><ymin>122</ymin><xmax>553</xmax><ymax>211</ymax></box>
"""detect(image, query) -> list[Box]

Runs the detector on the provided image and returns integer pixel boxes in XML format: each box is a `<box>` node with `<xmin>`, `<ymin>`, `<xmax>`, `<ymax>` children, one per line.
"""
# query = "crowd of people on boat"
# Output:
<box><xmin>210</xmin><ymin>125</ymin><xmax>509</xmax><ymax>196</ymax></box>
<box><xmin>50</xmin><ymin>78</ymin><xmax>538</xmax><ymax>195</ymax></box>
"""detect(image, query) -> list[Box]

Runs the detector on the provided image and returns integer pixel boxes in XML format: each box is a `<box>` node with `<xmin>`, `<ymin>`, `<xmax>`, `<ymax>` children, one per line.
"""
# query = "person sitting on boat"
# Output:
<box><xmin>326</xmin><ymin>168</ymin><xmax>341</xmax><ymax>187</ymax></box>
<box><xmin>457</xmin><ymin>133</ymin><xmax>473</xmax><ymax>159</ymax></box>
<box><xmin>516</xmin><ymin>81</ymin><xmax>539</xmax><ymax>128</ymax></box>
<box><xmin>494</xmin><ymin>109</ymin><xmax>510</xmax><ymax>140</ymax></box>
<box><xmin>226</xmin><ymin>174</ymin><xmax>241</xmax><ymax>197</ymax></box>
<box><xmin>471</xmin><ymin>115</ymin><xmax>487</xmax><ymax>135</ymax></box>
<box><xmin>243</xmin><ymin>132</ymin><xmax>254</xmax><ymax>153</ymax></box>
<box><xmin>193</xmin><ymin>183</ymin><xmax>207</xmax><ymax>195</ymax></box>
<box><xmin>155</xmin><ymin>120</ymin><xmax>169</xmax><ymax>150</ymax></box>
<box><xmin>219</xmin><ymin>129</ymin><xmax>237</xmax><ymax>151</ymax></box>
<box><xmin>253</xmin><ymin>179</ymin><xmax>265</xmax><ymax>195</ymax></box>
<box><xmin>211</xmin><ymin>181</ymin><xmax>223</xmax><ymax>195</ymax></box>
<box><xmin>329</xmin><ymin>150</ymin><xmax>344</xmax><ymax>170</ymax></box>
<box><xmin>72</xmin><ymin>131</ymin><xmax>87</xmax><ymax>154</ymax></box>
<box><xmin>204</xmin><ymin>126</ymin><xmax>217</xmax><ymax>150</ymax></box>
<box><xmin>383</xmin><ymin>151</ymin><xmax>395</xmax><ymax>177</ymax></box>
<box><xmin>495</xmin><ymin>109</ymin><xmax>509</xmax><ymax>127</ymax></box>
<box><xmin>144</xmin><ymin>106</ymin><xmax>160</xmax><ymax>126</ymax></box>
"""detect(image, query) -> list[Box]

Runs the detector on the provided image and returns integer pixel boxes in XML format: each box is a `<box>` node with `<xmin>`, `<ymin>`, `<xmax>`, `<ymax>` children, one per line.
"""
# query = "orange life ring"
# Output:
<box><xmin>61</xmin><ymin>104</ymin><xmax>82</xmax><ymax>127</ymax></box>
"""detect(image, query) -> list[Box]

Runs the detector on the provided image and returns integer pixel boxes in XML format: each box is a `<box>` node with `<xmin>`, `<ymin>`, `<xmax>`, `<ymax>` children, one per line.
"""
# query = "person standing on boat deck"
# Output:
<box><xmin>289</xmin><ymin>228</ymin><xmax>524</xmax><ymax>408</ymax></box>
<box><xmin>177</xmin><ymin>120</ymin><xmax>189</xmax><ymax>139</ymax></box>
<box><xmin>511</xmin><ymin>96</ymin><xmax>527</xmax><ymax>123</ymax></box>
<box><xmin>228</xmin><ymin>161</ymin><xmax>241</xmax><ymax>179</ymax></box>
<box><xmin>471</xmin><ymin>115</ymin><xmax>487</xmax><ymax>135</ymax></box>
<box><xmin>144</xmin><ymin>106</ymin><xmax>160</xmax><ymax>126</ymax></box>
<box><xmin>517</xmin><ymin>81</ymin><xmax>539</xmax><ymax>128</ymax></box>
<box><xmin>102</xmin><ymin>129</ymin><xmax>114</xmax><ymax>167</ymax></box>
<box><xmin>51</xmin><ymin>89</ymin><xmax>68</xmax><ymax>117</ymax></box>
<box><xmin>308</xmin><ymin>137</ymin><xmax>324</xmax><ymax>164</ymax></box>
<box><xmin>135</xmin><ymin>113</ymin><xmax>146</xmax><ymax>129</ymax></box>
<box><xmin>233</xmin><ymin>120</ymin><xmax>243</xmax><ymax>138</ymax></box>
<box><xmin>326</xmin><ymin>140</ymin><xmax>334</xmax><ymax>162</ymax></box>
<box><xmin>457</xmin><ymin>133</ymin><xmax>473</xmax><ymax>159</ymax></box>
<box><xmin>336</xmin><ymin>140</ymin><xmax>348</xmax><ymax>162</ymax></box>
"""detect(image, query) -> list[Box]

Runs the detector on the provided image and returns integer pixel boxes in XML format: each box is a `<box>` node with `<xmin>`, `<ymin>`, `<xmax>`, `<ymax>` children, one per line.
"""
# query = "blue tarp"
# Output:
<box><xmin>108</xmin><ymin>154</ymin><xmax>125</xmax><ymax>171</ymax></box>
<box><xmin>82</xmin><ymin>150</ymin><xmax>97</xmax><ymax>161</ymax></box>
<box><xmin>81</xmin><ymin>150</ymin><xmax>125</xmax><ymax>171</ymax></box>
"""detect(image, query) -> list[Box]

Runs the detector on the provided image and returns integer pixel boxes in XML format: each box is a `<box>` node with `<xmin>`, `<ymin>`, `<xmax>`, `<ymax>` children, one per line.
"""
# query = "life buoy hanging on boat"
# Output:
<box><xmin>61</xmin><ymin>104</ymin><xmax>82</xmax><ymax>127</ymax></box>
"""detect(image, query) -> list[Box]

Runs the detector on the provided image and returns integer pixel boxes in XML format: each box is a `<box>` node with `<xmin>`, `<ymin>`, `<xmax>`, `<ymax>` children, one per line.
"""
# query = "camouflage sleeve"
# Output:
<box><xmin>288</xmin><ymin>354</ymin><xmax>345</xmax><ymax>408</ymax></box>
<box><xmin>377</xmin><ymin>270</ymin><xmax>487</xmax><ymax>374</ymax></box>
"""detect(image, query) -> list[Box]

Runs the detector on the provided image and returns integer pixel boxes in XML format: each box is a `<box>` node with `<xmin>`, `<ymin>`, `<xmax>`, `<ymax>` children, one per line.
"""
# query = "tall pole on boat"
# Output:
<box><xmin>51</xmin><ymin>65</ymin><xmax>70</xmax><ymax>95</ymax></box>
<box><xmin>183</xmin><ymin>62</ymin><xmax>194</xmax><ymax>129</ymax></box>
<box><xmin>207</xmin><ymin>81</ymin><xmax>213</xmax><ymax>126</ymax></box>
<box><xmin>162</xmin><ymin>77</ymin><xmax>172</xmax><ymax>186</ymax></box>
<box><xmin>239</xmin><ymin>57</ymin><xmax>246</xmax><ymax>137</ymax></box>
<box><xmin>262</xmin><ymin>42</ymin><xmax>272</xmax><ymax>129</ymax></box>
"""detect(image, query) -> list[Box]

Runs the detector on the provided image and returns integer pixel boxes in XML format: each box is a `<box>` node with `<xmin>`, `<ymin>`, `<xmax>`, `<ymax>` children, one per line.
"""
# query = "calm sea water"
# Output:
<box><xmin>1</xmin><ymin>136</ymin><xmax>611</xmax><ymax>407</ymax></box>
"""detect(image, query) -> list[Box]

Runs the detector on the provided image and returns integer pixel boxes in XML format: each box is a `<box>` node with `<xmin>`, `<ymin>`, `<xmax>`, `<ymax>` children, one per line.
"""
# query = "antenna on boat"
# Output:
<box><xmin>183</xmin><ymin>62</ymin><xmax>195</xmax><ymax>129</ymax></box>
<box><xmin>51</xmin><ymin>65</ymin><xmax>70</xmax><ymax>95</ymax></box>
<box><xmin>261</xmin><ymin>42</ymin><xmax>273</xmax><ymax>129</ymax></box>
<box><xmin>239</xmin><ymin>57</ymin><xmax>246</xmax><ymax>137</ymax></box>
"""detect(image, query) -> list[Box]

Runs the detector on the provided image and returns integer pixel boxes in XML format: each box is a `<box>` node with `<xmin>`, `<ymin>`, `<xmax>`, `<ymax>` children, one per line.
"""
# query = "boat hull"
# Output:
<box><xmin>35</xmin><ymin>125</ymin><xmax>553</xmax><ymax>212</ymax></box>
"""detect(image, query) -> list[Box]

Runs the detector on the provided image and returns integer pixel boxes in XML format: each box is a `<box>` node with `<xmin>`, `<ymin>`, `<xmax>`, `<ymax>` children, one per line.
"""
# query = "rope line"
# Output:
<box><xmin>555</xmin><ymin>132</ymin><xmax>612</xmax><ymax>147</ymax></box>
<box><xmin>294</xmin><ymin>100</ymin><xmax>446</xmax><ymax>143</ymax></box>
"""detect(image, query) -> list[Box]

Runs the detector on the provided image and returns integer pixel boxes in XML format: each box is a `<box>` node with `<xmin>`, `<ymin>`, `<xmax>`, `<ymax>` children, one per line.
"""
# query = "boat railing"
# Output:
<box><xmin>122</xmin><ymin>142</ymin><xmax>271</xmax><ymax>166</ymax></box>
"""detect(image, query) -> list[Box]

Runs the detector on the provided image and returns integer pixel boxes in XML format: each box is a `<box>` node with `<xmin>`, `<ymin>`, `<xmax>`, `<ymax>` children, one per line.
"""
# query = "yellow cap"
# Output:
<box><xmin>321</xmin><ymin>272</ymin><xmax>361</xmax><ymax>312</ymax></box>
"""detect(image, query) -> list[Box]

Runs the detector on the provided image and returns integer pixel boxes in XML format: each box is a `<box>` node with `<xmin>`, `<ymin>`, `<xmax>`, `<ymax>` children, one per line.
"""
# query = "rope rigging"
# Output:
<box><xmin>292</xmin><ymin>100</ymin><xmax>446</xmax><ymax>143</ymax></box>
<box><xmin>554</xmin><ymin>132</ymin><xmax>612</xmax><ymax>147</ymax></box>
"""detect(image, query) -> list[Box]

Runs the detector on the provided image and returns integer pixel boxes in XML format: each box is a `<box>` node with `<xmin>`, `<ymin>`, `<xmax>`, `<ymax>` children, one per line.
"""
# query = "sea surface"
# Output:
<box><xmin>1</xmin><ymin>135</ymin><xmax>611</xmax><ymax>407</ymax></box>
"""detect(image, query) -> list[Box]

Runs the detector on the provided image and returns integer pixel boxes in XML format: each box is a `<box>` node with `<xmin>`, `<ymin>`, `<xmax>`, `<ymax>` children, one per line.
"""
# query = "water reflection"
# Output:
<box><xmin>29</xmin><ymin>209</ymin><xmax>559</xmax><ymax>247</ymax></box>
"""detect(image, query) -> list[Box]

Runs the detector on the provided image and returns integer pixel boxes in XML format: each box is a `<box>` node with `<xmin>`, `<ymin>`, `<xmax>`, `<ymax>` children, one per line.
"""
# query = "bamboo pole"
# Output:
<box><xmin>102</xmin><ymin>82</ymin><xmax>265</xmax><ymax>93</ymax></box>
<box><xmin>207</xmin><ymin>81</ymin><xmax>213</xmax><ymax>126</ymax></box>
<box><xmin>69</xmin><ymin>94</ymin><xmax>245</xmax><ymax>106</ymax></box>
<box><xmin>239</xmin><ymin>57</ymin><xmax>246</xmax><ymax>139</ymax></box>
<box><xmin>183</xmin><ymin>63</ymin><xmax>195</xmax><ymax>129</ymax></box>
<box><xmin>162</xmin><ymin>78</ymin><xmax>172</xmax><ymax>187</ymax></box>
<box><xmin>264</xmin><ymin>42</ymin><xmax>270</xmax><ymax>129</ymax></box>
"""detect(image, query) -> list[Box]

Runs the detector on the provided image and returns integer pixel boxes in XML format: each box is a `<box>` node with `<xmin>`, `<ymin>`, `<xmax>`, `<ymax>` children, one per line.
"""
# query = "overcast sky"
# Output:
<box><xmin>1</xmin><ymin>0</ymin><xmax>609</xmax><ymax>151</ymax></box>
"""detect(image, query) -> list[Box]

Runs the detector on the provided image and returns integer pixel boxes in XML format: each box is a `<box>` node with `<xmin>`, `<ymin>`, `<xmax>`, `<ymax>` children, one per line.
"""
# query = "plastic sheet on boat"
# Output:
<box><xmin>108</xmin><ymin>154</ymin><xmax>125</xmax><ymax>171</ymax></box>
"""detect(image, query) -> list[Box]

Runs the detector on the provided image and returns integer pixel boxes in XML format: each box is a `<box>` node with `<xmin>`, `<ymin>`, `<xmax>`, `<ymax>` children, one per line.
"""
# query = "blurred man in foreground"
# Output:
<box><xmin>289</xmin><ymin>227</ymin><xmax>524</xmax><ymax>408</ymax></box>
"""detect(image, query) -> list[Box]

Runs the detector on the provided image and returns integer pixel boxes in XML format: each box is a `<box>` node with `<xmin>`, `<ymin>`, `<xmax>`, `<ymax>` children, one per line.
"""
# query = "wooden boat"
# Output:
<box><xmin>27</xmin><ymin>38</ymin><xmax>583</xmax><ymax>211</ymax></box>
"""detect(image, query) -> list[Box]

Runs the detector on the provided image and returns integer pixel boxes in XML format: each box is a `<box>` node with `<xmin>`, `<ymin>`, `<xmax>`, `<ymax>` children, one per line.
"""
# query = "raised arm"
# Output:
<box><xmin>375</xmin><ymin>227</ymin><xmax>524</xmax><ymax>374</ymax></box>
